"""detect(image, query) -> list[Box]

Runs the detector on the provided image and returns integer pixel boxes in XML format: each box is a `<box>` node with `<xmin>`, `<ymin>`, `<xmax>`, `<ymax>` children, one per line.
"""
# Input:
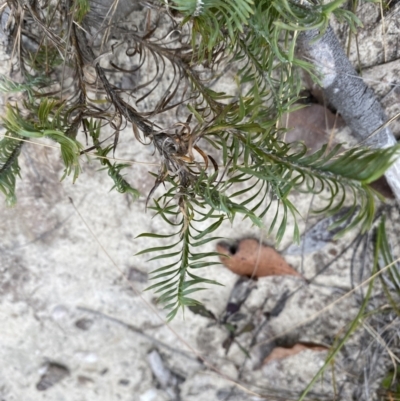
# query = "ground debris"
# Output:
<box><xmin>36</xmin><ymin>362</ymin><xmax>70</xmax><ymax>391</ymax></box>
<box><xmin>217</xmin><ymin>239</ymin><xmax>302</xmax><ymax>278</ymax></box>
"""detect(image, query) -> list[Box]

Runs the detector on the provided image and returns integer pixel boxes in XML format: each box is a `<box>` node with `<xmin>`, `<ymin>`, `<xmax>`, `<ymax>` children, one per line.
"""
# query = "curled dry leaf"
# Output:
<box><xmin>216</xmin><ymin>239</ymin><xmax>302</xmax><ymax>278</ymax></box>
<box><xmin>262</xmin><ymin>343</ymin><xmax>328</xmax><ymax>365</ymax></box>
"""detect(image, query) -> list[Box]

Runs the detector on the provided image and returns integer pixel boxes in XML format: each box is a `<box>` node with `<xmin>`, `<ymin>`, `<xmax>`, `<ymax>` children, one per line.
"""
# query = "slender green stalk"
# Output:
<box><xmin>298</xmin><ymin>217</ymin><xmax>385</xmax><ymax>401</ymax></box>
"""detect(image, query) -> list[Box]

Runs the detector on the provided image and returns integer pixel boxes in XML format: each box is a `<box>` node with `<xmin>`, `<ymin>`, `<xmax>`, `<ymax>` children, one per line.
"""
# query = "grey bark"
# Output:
<box><xmin>298</xmin><ymin>26</ymin><xmax>400</xmax><ymax>202</ymax></box>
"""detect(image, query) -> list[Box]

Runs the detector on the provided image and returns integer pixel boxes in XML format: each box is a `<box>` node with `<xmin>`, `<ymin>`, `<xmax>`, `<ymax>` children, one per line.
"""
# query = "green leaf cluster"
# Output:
<box><xmin>0</xmin><ymin>134</ymin><xmax>23</xmax><ymax>206</ymax></box>
<box><xmin>137</xmin><ymin>192</ymin><xmax>225</xmax><ymax>320</ymax></box>
<box><xmin>2</xmin><ymin>99</ymin><xmax>82</xmax><ymax>181</ymax></box>
<box><xmin>84</xmin><ymin>119</ymin><xmax>139</xmax><ymax>200</ymax></box>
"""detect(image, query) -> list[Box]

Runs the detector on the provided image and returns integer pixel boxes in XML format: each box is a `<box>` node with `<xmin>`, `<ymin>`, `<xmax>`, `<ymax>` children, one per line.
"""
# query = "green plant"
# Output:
<box><xmin>0</xmin><ymin>0</ymin><xmax>398</xmax><ymax>320</ymax></box>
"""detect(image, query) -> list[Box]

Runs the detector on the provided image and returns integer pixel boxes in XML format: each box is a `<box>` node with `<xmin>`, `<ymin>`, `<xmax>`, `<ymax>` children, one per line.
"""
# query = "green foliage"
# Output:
<box><xmin>376</xmin><ymin>215</ymin><xmax>400</xmax><ymax>316</ymax></box>
<box><xmin>27</xmin><ymin>44</ymin><xmax>63</xmax><ymax>73</ymax></box>
<box><xmin>2</xmin><ymin>100</ymin><xmax>82</xmax><ymax>181</ymax></box>
<box><xmin>381</xmin><ymin>368</ymin><xmax>400</xmax><ymax>397</ymax></box>
<box><xmin>85</xmin><ymin>119</ymin><xmax>139</xmax><ymax>200</ymax></box>
<box><xmin>299</xmin><ymin>216</ymin><xmax>387</xmax><ymax>401</ymax></box>
<box><xmin>297</xmin><ymin>215</ymin><xmax>400</xmax><ymax>399</ymax></box>
<box><xmin>0</xmin><ymin>74</ymin><xmax>44</xmax><ymax>101</ymax></box>
<box><xmin>138</xmin><ymin>217</ymin><xmax>223</xmax><ymax>321</ymax></box>
<box><xmin>171</xmin><ymin>0</ymin><xmax>254</xmax><ymax>50</ymax></box>
<box><xmin>0</xmin><ymin>0</ymin><xmax>396</xmax><ymax>318</ymax></box>
<box><xmin>73</xmin><ymin>0</ymin><xmax>90</xmax><ymax>23</ymax></box>
<box><xmin>0</xmin><ymin>134</ymin><xmax>23</xmax><ymax>206</ymax></box>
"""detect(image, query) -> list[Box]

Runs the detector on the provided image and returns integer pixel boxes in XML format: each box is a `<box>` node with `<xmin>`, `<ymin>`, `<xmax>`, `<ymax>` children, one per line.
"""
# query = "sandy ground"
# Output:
<box><xmin>1</xmin><ymin>138</ymin><xmax>369</xmax><ymax>401</ymax></box>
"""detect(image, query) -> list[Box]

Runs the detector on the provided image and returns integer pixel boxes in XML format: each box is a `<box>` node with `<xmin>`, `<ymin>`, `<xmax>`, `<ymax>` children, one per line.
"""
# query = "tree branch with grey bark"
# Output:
<box><xmin>298</xmin><ymin>25</ymin><xmax>400</xmax><ymax>202</ymax></box>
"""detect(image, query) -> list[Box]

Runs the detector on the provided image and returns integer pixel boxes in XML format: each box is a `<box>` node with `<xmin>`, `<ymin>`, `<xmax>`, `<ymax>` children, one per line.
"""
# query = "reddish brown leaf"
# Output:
<box><xmin>216</xmin><ymin>239</ymin><xmax>301</xmax><ymax>278</ymax></box>
<box><xmin>282</xmin><ymin>104</ymin><xmax>345</xmax><ymax>152</ymax></box>
<box><xmin>263</xmin><ymin>343</ymin><xmax>328</xmax><ymax>365</ymax></box>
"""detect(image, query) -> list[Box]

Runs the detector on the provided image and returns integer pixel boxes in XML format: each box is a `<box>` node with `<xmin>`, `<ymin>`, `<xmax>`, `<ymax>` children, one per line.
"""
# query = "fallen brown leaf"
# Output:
<box><xmin>282</xmin><ymin>104</ymin><xmax>345</xmax><ymax>152</ymax></box>
<box><xmin>217</xmin><ymin>238</ymin><xmax>302</xmax><ymax>278</ymax></box>
<box><xmin>263</xmin><ymin>343</ymin><xmax>328</xmax><ymax>365</ymax></box>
